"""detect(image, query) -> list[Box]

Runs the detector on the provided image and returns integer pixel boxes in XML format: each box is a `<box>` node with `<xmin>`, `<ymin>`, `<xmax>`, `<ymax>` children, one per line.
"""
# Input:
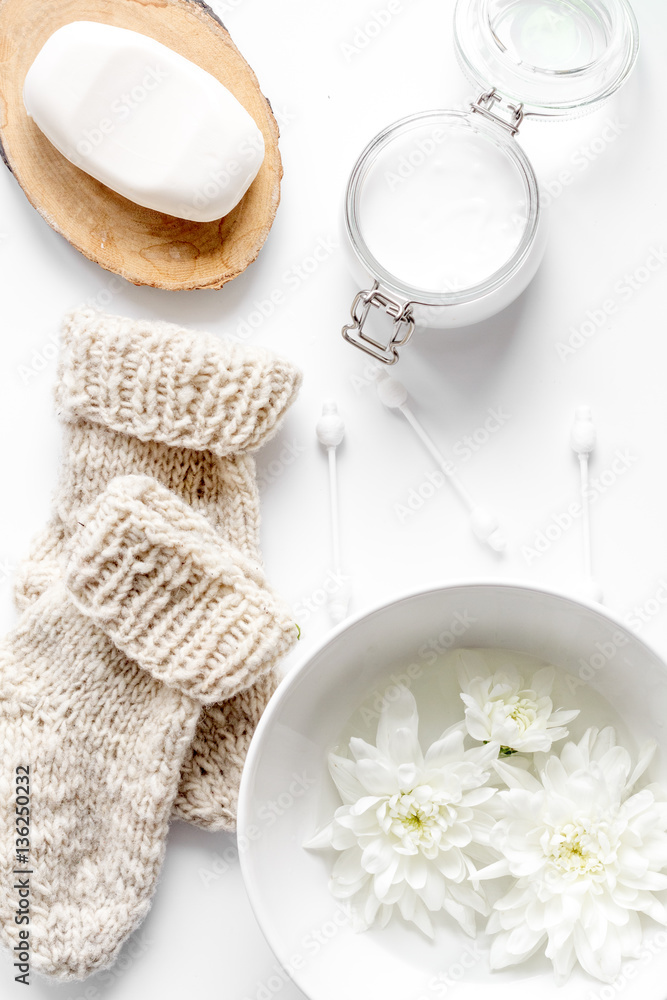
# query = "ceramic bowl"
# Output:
<box><xmin>238</xmin><ymin>582</ymin><xmax>667</xmax><ymax>1000</ymax></box>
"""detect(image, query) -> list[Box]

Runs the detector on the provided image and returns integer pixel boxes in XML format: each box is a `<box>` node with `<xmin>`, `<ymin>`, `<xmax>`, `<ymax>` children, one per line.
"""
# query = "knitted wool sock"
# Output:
<box><xmin>13</xmin><ymin>308</ymin><xmax>302</xmax><ymax>831</ymax></box>
<box><xmin>0</xmin><ymin>476</ymin><xmax>296</xmax><ymax>981</ymax></box>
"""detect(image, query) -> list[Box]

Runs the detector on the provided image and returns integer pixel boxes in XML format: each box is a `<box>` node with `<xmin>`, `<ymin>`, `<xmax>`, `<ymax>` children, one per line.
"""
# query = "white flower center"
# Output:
<box><xmin>506</xmin><ymin>696</ymin><xmax>538</xmax><ymax>734</ymax></box>
<box><xmin>544</xmin><ymin>821</ymin><xmax>607</xmax><ymax>877</ymax></box>
<box><xmin>385</xmin><ymin>789</ymin><xmax>456</xmax><ymax>850</ymax></box>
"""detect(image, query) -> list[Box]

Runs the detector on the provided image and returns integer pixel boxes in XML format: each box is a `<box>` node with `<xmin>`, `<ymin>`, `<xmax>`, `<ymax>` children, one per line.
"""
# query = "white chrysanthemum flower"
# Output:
<box><xmin>456</xmin><ymin>650</ymin><xmax>579</xmax><ymax>754</ymax></box>
<box><xmin>477</xmin><ymin>727</ymin><xmax>667</xmax><ymax>984</ymax></box>
<box><xmin>305</xmin><ymin>686</ymin><xmax>499</xmax><ymax>938</ymax></box>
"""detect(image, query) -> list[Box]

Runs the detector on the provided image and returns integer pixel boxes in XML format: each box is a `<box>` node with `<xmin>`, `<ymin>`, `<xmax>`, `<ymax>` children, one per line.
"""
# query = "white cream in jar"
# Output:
<box><xmin>358</xmin><ymin>120</ymin><xmax>529</xmax><ymax>295</ymax></box>
<box><xmin>343</xmin><ymin>110</ymin><xmax>544</xmax><ymax>347</ymax></box>
<box><xmin>341</xmin><ymin>0</ymin><xmax>639</xmax><ymax>360</ymax></box>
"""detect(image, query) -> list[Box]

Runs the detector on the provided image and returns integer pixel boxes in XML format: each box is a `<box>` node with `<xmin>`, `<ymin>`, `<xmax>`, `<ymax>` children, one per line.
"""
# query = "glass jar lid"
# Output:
<box><xmin>454</xmin><ymin>0</ymin><xmax>639</xmax><ymax>119</ymax></box>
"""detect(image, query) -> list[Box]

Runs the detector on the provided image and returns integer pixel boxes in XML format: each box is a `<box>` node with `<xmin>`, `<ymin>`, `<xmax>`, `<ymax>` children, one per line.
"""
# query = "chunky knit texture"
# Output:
<box><xmin>57</xmin><ymin>308</ymin><xmax>299</xmax><ymax>456</ymax></box>
<box><xmin>0</xmin><ymin>477</ymin><xmax>295</xmax><ymax>981</ymax></box>
<box><xmin>14</xmin><ymin>308</ymin><xmax>302</xmax><ymax>830</ymax></box>
<box><xmin>66</xmin><ymin>477</ymin><xmax>297</xmax><ymax>703</ymax></box>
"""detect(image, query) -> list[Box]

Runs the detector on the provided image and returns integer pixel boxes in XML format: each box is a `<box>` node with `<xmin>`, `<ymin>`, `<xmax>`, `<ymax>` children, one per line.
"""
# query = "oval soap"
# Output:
<box><xmin>23</xmin><ymin>20</ymin><xmax>266</xmax><ymax>222</ymax></box>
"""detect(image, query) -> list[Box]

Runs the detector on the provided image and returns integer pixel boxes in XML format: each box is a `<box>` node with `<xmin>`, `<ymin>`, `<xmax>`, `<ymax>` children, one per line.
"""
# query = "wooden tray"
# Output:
<box><xmin>0</xmin><ymin>0</ymin><xmax>282</xmax><ymax>290</ymax></box>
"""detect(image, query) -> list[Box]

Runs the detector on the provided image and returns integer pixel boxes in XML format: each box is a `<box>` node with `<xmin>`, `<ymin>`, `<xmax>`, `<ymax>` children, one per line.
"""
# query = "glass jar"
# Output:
<box><xmin>342</xmin><ymin>0</ymin><xmax>639</xmax><ymax>364</ymax></box>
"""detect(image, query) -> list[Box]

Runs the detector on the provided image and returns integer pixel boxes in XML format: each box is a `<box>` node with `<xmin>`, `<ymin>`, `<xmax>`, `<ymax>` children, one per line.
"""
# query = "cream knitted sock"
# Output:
<box><xmin>14</xmin><ymin>308</ymin><xmax>302</xmax><ymax>831</ymax></box>
<box><xmin>0</xmin><ymin>476</ymin><xmax>296</xmax><ymax>981</ymax></box>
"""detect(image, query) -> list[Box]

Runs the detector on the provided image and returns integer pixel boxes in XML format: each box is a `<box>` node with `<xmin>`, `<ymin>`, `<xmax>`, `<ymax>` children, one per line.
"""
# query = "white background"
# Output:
<box><xmin>1</xmin><ymin>0</ymin><xmax>667</xmax><ymax>997</ymax></box>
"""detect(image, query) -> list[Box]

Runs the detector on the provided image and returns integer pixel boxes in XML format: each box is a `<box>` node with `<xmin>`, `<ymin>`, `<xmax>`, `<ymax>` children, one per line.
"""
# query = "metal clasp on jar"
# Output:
<box><xmin>341</xmin><ymin>282</ymin><xmax>415</xmax><ymax>365</ymax></box>
<box><xmin>470</xmin><ymin>88</ymin><xmax>525</xmax><ymax>136</ymax></box>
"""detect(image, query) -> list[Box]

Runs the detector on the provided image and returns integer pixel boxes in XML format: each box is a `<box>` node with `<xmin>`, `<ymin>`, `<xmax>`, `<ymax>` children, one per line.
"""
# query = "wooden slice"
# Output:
<box><xmin>0</xmin><ymin>0</ymin><xmax>282</xmax><ymax>290</ymax></box>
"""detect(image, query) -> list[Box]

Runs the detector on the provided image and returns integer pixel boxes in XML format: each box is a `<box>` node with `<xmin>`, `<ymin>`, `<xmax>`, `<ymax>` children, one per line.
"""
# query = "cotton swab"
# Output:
<box><xmin>316</xmin><ymin>401</ymin><xmax>350</xmax><ymax>623</ymax></box>
<box><xmin>571</xmin><ymin>405</ymin><xmax>603</xmax><ymax>603</ymax></box>
<box><xmin>375</xmin><ymin>374</ymin><xmax>506</xmax><ymax>553</ymax></box>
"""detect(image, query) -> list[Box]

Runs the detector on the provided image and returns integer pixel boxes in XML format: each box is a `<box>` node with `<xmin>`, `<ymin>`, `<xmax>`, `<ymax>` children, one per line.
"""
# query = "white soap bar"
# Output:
<box><xmin>23</xmin><ymin>21</ymin><xmax>266</xmax><ymax>222</ymax></box>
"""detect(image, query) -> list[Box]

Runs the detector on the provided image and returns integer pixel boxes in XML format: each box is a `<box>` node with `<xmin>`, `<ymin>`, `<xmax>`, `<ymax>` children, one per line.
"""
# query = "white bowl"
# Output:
<box><xmin>238</xmin><ymin>582</ymin><xmax>667</xmax><ymax>1000</ymax></box>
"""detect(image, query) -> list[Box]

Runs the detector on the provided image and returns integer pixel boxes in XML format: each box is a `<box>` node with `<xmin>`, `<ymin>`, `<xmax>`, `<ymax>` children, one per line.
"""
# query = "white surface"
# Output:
<box><xmin>1</xmin><ymin>0</ymin><xmax>667</xmax><ymax>997</ymax></box>
<box><xmin>24</xmin><ymin>21</ymin><xmax>265</xmax><ymax>221</ymax></box>
<box><xmin>238</xmin><ymin>583</ymin><xmax>667</xmax><ymax>1000</ymax></box>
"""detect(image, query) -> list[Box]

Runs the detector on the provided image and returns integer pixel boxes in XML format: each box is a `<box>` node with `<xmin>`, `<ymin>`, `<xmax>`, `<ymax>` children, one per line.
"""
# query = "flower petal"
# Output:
<box><xmin>420</xmin><ymin>868</ymin><xmax>447</xmax><ymax>911</ymax></box>
<box><xmin>455</xmin><ymin>649</ymin><xmax>492</xmax><ymax>689</ymax></box>
<box><xmin>424</xmin><ymin>725</ymin><xmax>466</xmax><ymax>767</ymax></box>
<box><xmin>373</xmin><ymin>854</ymin><xmax>400</xmax><ymax>900</ymax></box>
<box><xmin>548</xmin><ymin>937</ymin><xmax>577</xmax><ymax>986</ymax></box>
<box><xmin>548</xmin><ymin>708</ymin><xmax>580</xmax><ymax>726</ymax></box>
<box><xmin>348</xmin><ymin>737</ymin><xmax>384</xmax><ymax>763</ymax></box>
<box><xmin>404</xmin><ymin>853</ymin><xmax>428</xmax><ymax>891</ymax></box>
<box><xmin>388</xmin><ymin>725</ymin><xmax>423</xmax><ymax>768</ymax></box>
<box><xmin>361</xmin><ymin>839</ymin><xmax>395</xmax><ymax>875</ymax></box>
<box><xmin>303</xmin><ymin>822</ymin><xmax>336</xmax><ymax>850</ymax></box>
<box><xmin>376</xmin><ymin>686</ymin><xmax>421</xmax><ymax>761</ymax></box>
<box><xmin>356</xmin><ymin>757</ymin><xmax>397</xmax><ymax>795</ymax></box>
<box><xmin>442</xmin><ymin>896</ymin><xmax>476</xmax><ymax>937</ymax></box>
<box><xmin>530</xmin><ymin>666</ymin><xmax>555</xmax><ymax>698</ymax></box>
<box><xmin>489</xmin><ymin>931</ymin><xmax>524</xmax><ymax>970</ymax></box>
<box><xmin>474</xmin><ymin>858</ymin><xmax>511</xmax><ymax>880</ymax></box>
<box><xmin>627</xmin><ymin>739</ymin><xmax>658</xmax><ymax>790</ymax></box>
<box><xmin>493</xmin><ymin>759</ymin><xmax>542</xmax><ymax>792</ymax></box>
<box><xmin>332</xmin><ymin>847</ymin><xmax>365</xmax><ymax>885</ymax></box>
<box><xmin>503</xmin><ymin>924</ymin><xmax>546</xmax><ymax>961</ymax></box>
<box><xmin>328</xmin><ymin>753</ymin><xmax>367</xmax><ymax>804</ymax></box>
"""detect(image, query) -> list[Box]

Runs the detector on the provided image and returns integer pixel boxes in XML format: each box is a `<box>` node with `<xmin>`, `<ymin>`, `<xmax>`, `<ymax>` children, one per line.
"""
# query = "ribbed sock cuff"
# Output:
<box><xmin>64</xmin><ymin>476</ymin><xmax>298</xmax><ymax>703</ymax></box>
<box><xmin>56</xmin><ymin>308</ymin><xmax>302</xmax><ymax>455</ymax></box>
